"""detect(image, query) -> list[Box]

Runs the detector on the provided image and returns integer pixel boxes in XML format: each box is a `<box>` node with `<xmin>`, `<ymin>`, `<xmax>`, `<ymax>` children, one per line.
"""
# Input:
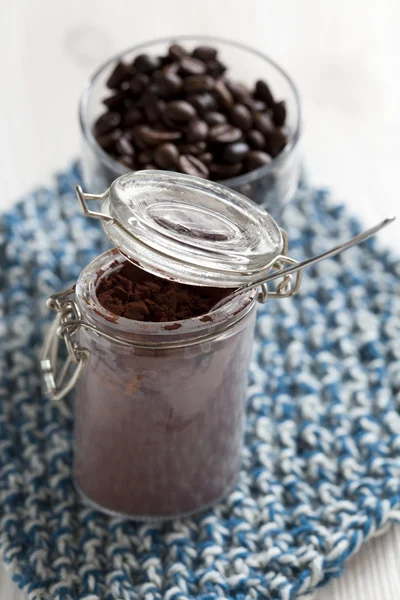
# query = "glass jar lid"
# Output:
<box><xmin>79</xmin><ymin>170</ymin><xmax>284</xmax><ymax>287</ymax></box>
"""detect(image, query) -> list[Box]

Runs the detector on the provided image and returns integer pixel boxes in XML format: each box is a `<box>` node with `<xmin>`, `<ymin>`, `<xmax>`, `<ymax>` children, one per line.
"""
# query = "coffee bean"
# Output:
<box><xmin>161</xmin><ymin>61</ymin><xmax>180</xmax><ymax>76</ymax></box>
<box><xmin>204</xmin><ymin>111</ymin><xmax>227</xmax><ymax>126</ymax></box>
<box><xmin>138</xmin><ymin>149</ymin><xmax>153</xmax><ymax>165</ymax></box>
<box><xmin>179</xmin><ymin>57</ymin><xmax>206</xmax><ymax>76</ymax></box>
<box><xmin>118</xmin><ymin>155</ymin><xmax>135</xmax><ymax>168</ymax></box>
<box><xmin>210</xmin><ymin>162</ymin><xmax>243</xmax><ymax>179</ymax></box>
<box><xmin>252</xmin><ymin>100</ymin><xmax>267</xmax><ymax>112</ymax></box>
<box><xmin>142</xmin><ymin>95</ymin><xmax>166</xmax><ymax>123</ymax></box>
<box><xmin>168</xmin><ymin>44</ymin><xmax>187</xmax><ymax>60</ymax></box>
<box><xmin>133</xmin><ymin>125</ymin><xmax>182</xmax><ymax>148</ymax></box>
<box><xmin>222</xmin><ymin>142</ymin><xmax>249</xmax><ymax>163</ymax></box>
<box><xmin>209</xmin><ymin>123</ymin><xmax>242</xmax><ymax>143</ymax></box>
<box><xmin>153</xmin><ymin>143</ymin><xmax>180</xmax><ymax>168</ymax></box>
<box><xmin>186</xmin><ymin>119</ymin><xmax>209</xmax><ymax>142</ymax></box>
<box><xmin>164</xmin><ymin>100</ymin><xmax>197</xmax><ymax>122</ymax></box>
<box><xmin>199</xmin><ymin>152</ymin><xmax>213</xmax><ymax>165</ymax></box>
<box><xmin>264</xmin><ymin>129</ymin><xmax>288</xmax><ymax>157</ymax></box>
<box><xmin>206</xmin><ymin>59</ymin><xmax>227</xmax><ymax>77</ymax></box>
<box><xmin>247</xmin><ymin>129</ymin><xmax>266</xmax><ymax>149</ymax></box>
<box><xmin>96</xmin><ymin>129</ymin><xmax>122</xmax><ymax>150</ymax></box>
<box><xmin>214</xmin><ymin>80</ymin><xmax>233</xmax><ymax>109</ymax></box>
<box><xmin>253</xmin><ymin>111</ymin><xmax>274</xmax><ymax>136</ymax></box>
<box><xmin>130</xmin><ymin>73</ymin><xmax>150</xmax><ymax>96</ymax></box>
<box><xmin>179</xmin><ymin>142</ymin><xmax>206</xmax><ymax>156</ymax></box>
<box><xmin>254</xmin><ymin>80</ymin><xmax>274</xmax><ymax>107</ymax></box>
<box><xmin>187</xmin><ymin>93</ymin><xmax>217</xmax><ymax>115</ymax></box>
<box><xmin>226</xmin><ymin>81</ymin><xmax>252</xmax><ymax>105</ymax></box>
<box><xmin>106</xmin><ymin>61</ymin><xmax>131</xmax><ymax>89</ymax></box>
<box><xmin>153</xmin><ymin>72</ymin><xmax>182</xmax><ymax>97</ymax></box>
<box><xmin>116</xmin><ymin>135</ymin><xmax>135</xmax><ymax>156</ymax></box>
<box><xmin>143</xmin><ymin>163</ymin><xmax>157</xmax><ymax>170</ymax></box>
<box><xmin>178</xmin><ymin>155</ymin><xmax>209</xmax><ymax>178</ymax></box>
<box><xmin>183</xmin><ymin>75</ymin><xmax>215</xmax><ymax>93</ymax></box>
<box><xmin>272</xmin><ymin>100</ymin><xmax>287</xmax><ymax>127</ymax></box>
<box><xmin>245</xmin><ymin>150</ymin><xmax>272</xmax><ymax>171</ymax></box>
<box><xmin>230</xmin><ymin>104</ymin><xmax>252</xmax><ymax>130</ymax></box>
<box><xmin>192</xmin><ymin>45</ymin><xmax>217</xmax><ymax>61</ymax></box>
<box><xmin>94</xmin><ymin>112</ymin><xmax>121</xmax><ymax>136</ymax></box>
<box><xmin>122</xmin><ymin>106</ymin><xmax>143</xmax><ymax>128</ymax></box>
<box><xmin>103</xmin><ymin>90</ymin><xmax>129</xmax><ymax>109</ymax></box>
<box><xmin>133</xmin><ymin>54</ymin><xmax>161</xmax><ymax>73</ymax></box>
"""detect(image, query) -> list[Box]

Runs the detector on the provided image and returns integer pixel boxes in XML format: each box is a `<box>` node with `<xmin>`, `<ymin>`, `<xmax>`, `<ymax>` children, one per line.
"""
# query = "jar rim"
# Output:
<box><xmin>78</xmin><ymin>34</ymin><xmax>303</xmax><ymax>188</ymax></box>
<box><xmin>75</xmin><ymin>249</ymin><xmax>258</xmax><ymax>341</ymax></box>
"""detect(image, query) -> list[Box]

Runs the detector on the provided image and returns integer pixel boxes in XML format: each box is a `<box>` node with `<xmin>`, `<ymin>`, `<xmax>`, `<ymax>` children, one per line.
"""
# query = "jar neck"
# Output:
<box><xmin>75</xmin><ymin>249</ymin><xmax>258</xmax><ymax>344</ymax></box>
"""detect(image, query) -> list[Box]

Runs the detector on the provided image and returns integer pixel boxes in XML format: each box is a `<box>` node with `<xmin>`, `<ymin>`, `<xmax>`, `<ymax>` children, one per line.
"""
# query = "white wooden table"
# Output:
<box><xmin>1</xmin><ymin>1</ymin><xmax>399</xmax><ymax>598</ymax></box>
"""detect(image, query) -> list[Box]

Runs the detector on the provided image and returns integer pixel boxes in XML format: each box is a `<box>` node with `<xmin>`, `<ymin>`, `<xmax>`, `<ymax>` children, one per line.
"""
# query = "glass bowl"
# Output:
<box><xmin>79</xmin><ymin>35</ymin><xmax>302</xmax><ymax>221</ymax></box>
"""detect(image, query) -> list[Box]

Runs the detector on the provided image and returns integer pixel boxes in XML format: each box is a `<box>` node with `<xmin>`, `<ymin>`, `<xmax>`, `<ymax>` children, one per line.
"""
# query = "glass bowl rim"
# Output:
<box><xmin>79</xmin><ymin>34</ymin><xmax>303</xmax><ymax>188</ymax></box>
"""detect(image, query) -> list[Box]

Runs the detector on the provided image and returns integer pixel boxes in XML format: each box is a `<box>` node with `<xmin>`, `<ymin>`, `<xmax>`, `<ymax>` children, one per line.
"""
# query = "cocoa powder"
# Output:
<box><xmin>97</xmin><ymin>261</ymin><xmax>230</xmax><ymax>322</ymax></box>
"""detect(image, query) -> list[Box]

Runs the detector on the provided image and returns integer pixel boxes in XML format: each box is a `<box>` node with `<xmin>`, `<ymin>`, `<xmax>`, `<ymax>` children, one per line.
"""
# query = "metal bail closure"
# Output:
<box><xmin>40</xmin><ymin>287</ymin><xmax>90</xmax><ymax>401</ymax></box>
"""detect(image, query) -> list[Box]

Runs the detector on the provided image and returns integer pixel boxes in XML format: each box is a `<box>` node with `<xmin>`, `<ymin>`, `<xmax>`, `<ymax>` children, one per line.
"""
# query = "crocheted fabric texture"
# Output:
<box><xmin>0</xmin><ymin>164</ymin><xmax>399</xmax><ymax>600</ymax></box>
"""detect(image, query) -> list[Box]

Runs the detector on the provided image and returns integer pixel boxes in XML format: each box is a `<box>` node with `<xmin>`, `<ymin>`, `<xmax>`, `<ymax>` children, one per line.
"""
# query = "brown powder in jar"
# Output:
<box><xmin>96</xmin><ymin>261</ymin><xmax>231</xmax><ymax>322</ymax></box>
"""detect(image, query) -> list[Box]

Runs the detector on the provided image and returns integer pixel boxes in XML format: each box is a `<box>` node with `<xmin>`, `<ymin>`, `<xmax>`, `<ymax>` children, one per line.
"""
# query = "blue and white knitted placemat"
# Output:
<box><xmin>0</xmin><ymin>163</ymin><xmax>399</xmax><ymax>600</ymax></box>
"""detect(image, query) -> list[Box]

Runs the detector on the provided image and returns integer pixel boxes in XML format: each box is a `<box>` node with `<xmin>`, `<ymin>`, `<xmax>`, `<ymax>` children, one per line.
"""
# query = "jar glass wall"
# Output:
<box><xmin>73</xmin><ymin>249</ymin><xmax>258</xmax><ymax>519</ymax></box>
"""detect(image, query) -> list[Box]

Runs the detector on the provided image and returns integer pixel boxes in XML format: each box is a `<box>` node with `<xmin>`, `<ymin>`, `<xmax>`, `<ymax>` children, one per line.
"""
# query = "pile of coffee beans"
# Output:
<box><xmin>94</xmin><ymin>43</ymin><xmax>289</xmax><ymax>181</ymax></box>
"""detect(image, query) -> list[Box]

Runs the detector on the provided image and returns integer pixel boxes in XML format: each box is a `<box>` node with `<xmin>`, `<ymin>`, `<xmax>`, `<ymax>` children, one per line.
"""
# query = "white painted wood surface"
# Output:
<box><xmin>0</xmin><ymin>1</ymin><xmax>399</xmax><ymax>598</ymax></box>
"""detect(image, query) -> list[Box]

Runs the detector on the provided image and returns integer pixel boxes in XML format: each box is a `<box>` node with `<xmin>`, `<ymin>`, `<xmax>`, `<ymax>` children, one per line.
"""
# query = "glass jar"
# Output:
<box><xmin>73</xmin><ymin>249</ymin><xmax>257</xmax><ymax>518</ymax></box>
<box><xmin>41</xmin><ymin>171</ymin><xmax>302</xmax><ymax>520</ymax></box>
<box><xmin>79</xmin><ymin>35</ymin><xmax>302</xmax><ymax>221</ymax></box>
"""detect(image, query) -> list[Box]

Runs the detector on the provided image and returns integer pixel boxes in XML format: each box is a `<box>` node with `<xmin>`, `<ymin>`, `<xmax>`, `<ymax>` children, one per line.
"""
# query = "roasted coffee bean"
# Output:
<box><xmin>122</xmin><ymin>106</ymin><xmax>143</xmax><ymax>128</ymax></box>
<box><xmin>186</xmin><ymin>119</ymin><xmax>209</xmax><ymax>142</ymax></box>
<box><xmin>222</xmin><ymin>142</ymin><xmax>249</xmax><ymax>164</ymax></box>
<box><xmin>272</xmin><ymin>100</ymin><xmax>287</xmax><ymax>127</ymax></box>
<box><xmin>153</xmin><ymin>143</ymin><xmax>180</xmax><ymax>168</ymax></box>
<box><xmin>94</xmin><ymin>111</ymin><xmax>121</xmax><ymax>136</ymax></box>
<box><xmin>264</xmin><ymin>129</ymin><xmax>288</xmax><ymax>157</ymax></box>
<box><xmin>116</xmin><ymin>135</ymin><xmax>135</xmax><ymax>156</ymax></box>
<box><xmin>118</xmin><ymin>155</ymin><xmax>135</xmax><ymax>168</ymax></box>
<box><xmin>179</xmin><ymin>57</ymin><xmax>206</xmax><ymax>76</ymax></box>
<box><xmin>183</xmin><ymin>75</ymin><xmax>215</xmax><ymax>93</ymax></box>
<box><xmin>254</xmin><ymin>80</ymin><xmax>274</xmax><ymax>107</ymax></box>
<box><xmin>214</xmin><ymin>79</ymin><xmax>233</xmax><ymax>109</ymax></box>
<box><xmin>153</xmin><ymin>72</ymin><xmax>182</xmax><ymax>97</ymax></box>
<box><xmin>252</xmin><ymin>99</ymin><xmax>267</xmax><ymax>112</ymax></box>
<box><xmin>209</xmin><ymin>123</ymin><xmax>242</xmax><ymax>144</ymax></box>
<box><xmin>133</xmin><ymin>54</ymin><xmax>161</xmax><ymax>73</ymax></box>
<box><xmin>133</xmin><ymin>125</ymin><xmax>182</xmax><ymax>148</ymax></box>
<box><xmin>103</xmin><ymin>90</ymin><xmax>129</xmax><ymax>109</ymax></box>
<box><xmin>179</xmin><ymin>142</ymin><xmax>206</xmax><ymax>156</ymax></box>
<box><xmin>106</xmin><ymin>61</ymin><xmax>131</xmax><ymax>89</ymax></box>
<box><xmin>178</xmin><ymin>155</ymin><xmax>209</xmax><ymax>178</ymax></box>
<box><xmin>187</xmin><ymin>93</ymin><xmax>217</xmax><ymax>115</ymax></box>
<box><xmin>204</xmin><ymin>111</ymin><xmax>227</xmax><ymax>126</ymax></box>
<box><xmin>206</xmin><ymin>59</ymin><xmax>227</xmax><ymax>77</ymax></box>
<box><xmin>199</xmin><ymin>152</ymin><xmax>213</xmax><ymax>165</ymax></box>
<box><xmin>168</xmin><ymin>44</ymin><xmax>187</xmax><ymax>60</ymax></box>
<box><xmin>247</xmin><ymin>129</ymin><xmax>266</xmax><ymax>149</ymax></box>
<box><xmin>138</xmin><ymin>149</ymin><xmax>153</xmax><ymax>165</ymax></box>
<box><xmin>230</xmin><ymin>104</ymin><xmax>252</xmax><ymax>130</ymax></box>
<box><xmin>245</xmin><ymin>150</ymin><xmax>272</xmax><ymax>171</ymax></box>
<box><xmin>210</xmin><ymin>162</ymin><xmax>243</xmax><ymax>179</ymax></box>
<box><xmin>142</xmin><ymin>96</ymin><xmax>167</xmax><ymax>123</ymax></box>
<box><xmin>164</xmin><ymin>100</ymin><xmax>197</xmax><ymax>122</ymax></box>
<box><xmin>130</xmin><ymin>73</ymin><xmax>150</xmax><ymax>96</ymax></box>
<box><xmin>96</xmin><ymin>128</ymin><xmax>122</xmax><ymax>150</ymax></box>
<box><xmin>161</xmin><ymin>61</ymin><xmax>180</xmax><ymax>76</ymax></box>
<box><xmin>226</xmin><ymin>81</ymin><xmax>252</xmax><ymax>105</ymax></box>
<box><xmin>253</xmin><ymin>111</ymin><xmax>274</xmax><ymax>136</ymax></box>
<box><xmin>192</xmin><ymin>45</ymin><xmax>217</xmax><ymax>61</ymax></box>
<box><xmin>143</xmin><ymin>163</ymin><xmax>157</xmax><ymax>170</ymax></box>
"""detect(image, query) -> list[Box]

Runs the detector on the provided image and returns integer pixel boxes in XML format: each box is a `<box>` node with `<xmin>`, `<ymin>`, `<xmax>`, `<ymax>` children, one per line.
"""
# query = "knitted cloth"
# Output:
<box><xmin>0</xmin><ymin>163</ymin><xmax>399</xmax><ymax>600</ymax></box>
